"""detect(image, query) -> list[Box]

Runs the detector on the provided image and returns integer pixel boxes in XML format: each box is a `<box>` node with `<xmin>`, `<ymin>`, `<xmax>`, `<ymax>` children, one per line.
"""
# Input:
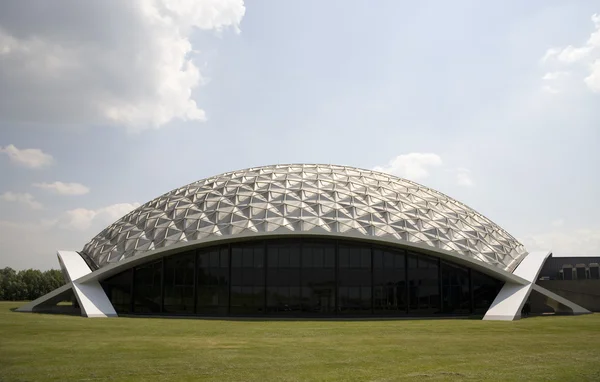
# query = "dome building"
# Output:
<box><xmin>18</xmin><ymin>164</ymin><xmax>589</xmax><ymax>320</ymax></box>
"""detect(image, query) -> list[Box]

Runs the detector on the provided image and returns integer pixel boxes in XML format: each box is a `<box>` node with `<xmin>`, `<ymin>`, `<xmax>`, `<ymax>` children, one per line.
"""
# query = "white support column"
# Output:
<box><xmin>57</xmin><ymin>250</ymin><xmax>118</xmax><ymax>317</ymax></box>
<box><xmin>483</xmin><ymin>251</ymin><xmax>591</xmax><ymax>320</ymax></box>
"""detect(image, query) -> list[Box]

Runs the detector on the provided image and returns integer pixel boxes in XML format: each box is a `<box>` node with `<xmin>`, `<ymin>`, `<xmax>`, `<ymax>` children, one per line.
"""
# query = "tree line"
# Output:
<box><xmin>0</xmin><ymin>267</ymin><xmax>65</xmax><ymax>301</ymax></box>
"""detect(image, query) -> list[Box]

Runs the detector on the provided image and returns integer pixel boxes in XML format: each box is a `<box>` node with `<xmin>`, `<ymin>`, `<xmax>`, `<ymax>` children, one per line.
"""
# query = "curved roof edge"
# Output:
<box><xmin>76</xmin><ymin>231</ymin><xmax>530</xmax><ymax>287</ymax></box>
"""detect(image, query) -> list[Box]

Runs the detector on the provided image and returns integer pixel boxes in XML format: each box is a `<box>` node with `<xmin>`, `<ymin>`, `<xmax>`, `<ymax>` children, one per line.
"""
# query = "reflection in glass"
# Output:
<box><xmin>163</xmin><ymin>251</ymin><xmax>195</xmax><ymax>314</ymax></box>
<box><xmin>373</xmin><ymin>248</ymin><xmax>406</xmax><ymax>314</ymax></box>
<box><xmin>339</xmin><ymin>244</ymin><xmax>371</xmax><ymax>313</ymax></box>
<box><xmin>230</xmin><ymin>243</ymin><xmax>264</xmax><ymax>314</ymax></box>
<box><xmin>302</xmin><ymin>242</ymin><xmax>335</xmax><ymax>314</ymax></box>
<box><xmin>197</xmin><ymin>246</ymin><xmax>229</xmax><ymax>314</ymax></box>
<box><xmin>472</xmin><ymin>270</ymin><xmax>504</xmax><ymax>314</ymax></box>
<box><xmin>101</xmin><ymin>238</ymin><xmax>503</xmax><ymax>318</ymax></box>
<box><xmin>408</xmin><ymin>253</ymin><xmax>440</xmax><ymax>314</ymax></box>
<box><xmin>267</xmin><ymin>242</ymin><xmax>301</xmax><ymax>314</ymax></box>
<box><xmin>441</xmin><ymin>262</ymin><xmax>471</xmax><ymax>314</ymax></box>
<box><xmin>101</xmin><ymin>268</ymin><xmax>132</xmax><ymax>314</ymax></box>
<box><xmin>133</xmin><ymin>260</ymin><xmax>162</xmax><ymax>313</ymax></box>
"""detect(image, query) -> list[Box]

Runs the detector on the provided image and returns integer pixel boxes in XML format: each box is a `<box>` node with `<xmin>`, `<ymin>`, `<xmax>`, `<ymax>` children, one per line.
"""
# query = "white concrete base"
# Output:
<box><xmin>17</xmin><ymin>251</ymin><xmax>117</xmax><ymax>318</ymax></box>
<box><xmin>483</xmin><ymin>250</ymin><xmax>591</xmax><ymax>320</ymax></box>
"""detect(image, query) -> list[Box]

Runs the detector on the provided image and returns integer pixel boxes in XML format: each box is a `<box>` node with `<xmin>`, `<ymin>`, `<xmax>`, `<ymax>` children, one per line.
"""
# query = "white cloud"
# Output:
<box><xmin>373</xmin><ymin>153</ymin><xmax>443</xmax><ymax>181</ymax></box>
<box><xmin>455</xmin><ymin>168</ymin><xmax>474</xmax><ymax>187</ymax></box>
<box><xmin>33</xmin><ymin>181</ymin><xmax>90</xmax><ymax>196</ymax></box>
<box><xmin>556</xmin><ymin>46</ymin><xmax>593</xmax><ymax>64</ymax></box>
<box><xmin>374</xmin><ymin>153</ymin><xmax>475</xmax><ymax>188</ymax></box>
<box><xmin>542</xmin><ymin>71</ymin><xmax>570</xmax><ymax>80</ymax></box>
<box><xmin>0</xmin><ymin>192</ymin><xmax>43</xmax><ymax>209</ymax></box>
<box><xmin>584</xmin><ymin>59</ymin><xmax>600</xmax><ymax>92</ymax></box>
<box><xmin>523</xmin><ymin>228</ymin><xmax>600</xmax><ymax>256</ymax></box>
<box><xmin>541</xmin><ymin>48</ymin><xmax>560</xmax><ymax>63</ymax></box>
<box><xmin>56</xmin><ymin>202</ymin><xmax>141</xmax><ymax>231</ymax></box>
<box><xmin>542</xmin><ymin>85</ymin><xmax>560</xmax><ymax>94</ymax></box>
<box><xmin>551</xmin><ymin>219</ymin><xmax>564</xmax><ymax>228</ymax></box>
<box><xmin>541</xmin><ymin>14</ymin><xmax>600</xmax><ymax>93</ymax></box>
<box><xmin>0</xmin><ymin>144</ymin><xmax>54</xmax><ymax>168</ymax></box>
<box><xmin>0</xmin><ymin>1</ymin><xmax>246</xmax><ymax>130</ymax></box>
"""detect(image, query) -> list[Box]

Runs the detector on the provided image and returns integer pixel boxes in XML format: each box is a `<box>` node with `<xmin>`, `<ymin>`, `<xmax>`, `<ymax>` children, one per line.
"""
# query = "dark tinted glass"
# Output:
<box><xmin>197</xmin><ymin>246</ymin><xmax>229</xmax><ymax>314</ymax></box>
<box><xmin>373</xmin><ymin>248</ymin><xmax>406</xmax><ymax>314</ymax></box>
<box><xmin>101</xmin><ymin>268</ymin><xmax>132</xmax><ymax>314</ymax></box>
<box><xmin>338</xmin><ymin>244</ymin><xmax>371</xmax><ymax>314</ymax></box>
<box><xmin>301</xmin><ymin>241</ymin><xmax>335</xmax><ymax>314</ymax></box>
<box><xmin>441</xmin><ymin>262</ymin><xmax>470</xmax><ymax>314</ymax></box>
<box><xmin>230</xmin><ymin>243</ymin><xmax>265</xmax><ymax>314</ymax></box>
<box><xmin>472</xmin><ymin>270</ymin><xmax>504</xmax><ymax>314</ymax></box>
<box><xmin>163</xmin><ymin>251</ymin><xmax>195</xmax><ymax>314</ymax></box>
<box><xmin>407</xmin><ymin>253</ymin><xmax>440</xmax><ymax>314</ymax></box>
<box><xmin>117</xmin><ymin>237</ymin><xmax>503</xmax><ymax>318</ymax></box>
<box><xmin>133</xmin><ymin>260</ymin><xmax>162</xmax><ymax>313</ymax></box>
<box><xmin>266</xmin><ymin>242</ymin><xmax>301</xmax><ymax>314</ymax></box>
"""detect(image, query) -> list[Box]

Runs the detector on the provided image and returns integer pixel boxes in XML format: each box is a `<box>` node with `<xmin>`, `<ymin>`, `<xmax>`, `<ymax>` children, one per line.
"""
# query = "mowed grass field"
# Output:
<box><xmin>1</xmin><ymin>302</ymin><xmax>599</xmax><ymax>382</ymax></box>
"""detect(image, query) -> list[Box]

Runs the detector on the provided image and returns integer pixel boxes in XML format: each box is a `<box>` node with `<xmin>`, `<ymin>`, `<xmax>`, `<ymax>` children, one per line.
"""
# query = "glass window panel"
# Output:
<box><xmin>242</xmin><ymin>249</ymin><xmax>253</xmax><ymax>268</ymax></box>
<box><xmin>220</xmin><ymin>248</ymin><xmax>229</xmax><ymax>268</ymax></box>
<box><xmin>230</xmin><ymin>243</ymin><xmax>265</xmax><ymax>314</ymax></box>
<box><xmin>254</xmin><ymin>250</ymin><xmax>264</xmax><ymax>268</ymax></box>
<box><xmin>373</xmin><ymin>248</ymin><xmax>406</xmax><ymax>315</ymax></box>
<box><xmin>266</xmin><ymin>242</ymin><xmax>301</xmax><ymax>316</ymax></box>
<box><xmin>349</xmin><ymin>248</ymin><xmax>360</xmax><ymax>268</ymax></box>
<box><xmin>232</xmin><ymin>248</ymin><xmax>243</xmax><ymax>268</ymax></box>
<box><xmin>301</xmin><ymin>241</ymin><xmax>335</xmax><ymax>314</ymax></box>
<box><xmin>441</xmin><ymin>262</ymin><xmax>470</xmax><ymax>315</ymax></box>
<box><xmin>384</xmin><ymin>252</ymin><xmax>394</xmax><ymax>268</ymax></box>
<box><xmin>395</xmin><ymin>253</ymin><xmax>405</xmax><ymax>269</ymax></box>
<box><xmin>473</xmin><ymin>270</ymin><xmax>504</xmax><ymax>314</ymax></box>
<box><xmin>198</xmin><ymin>252</ymin><xmax>209</xmax><ymax>267</ymax></box>
<box><xmin>133</xmin><ymin>260</ymin><xmax>162</xmax><ymax>314</ymax></box>
<box><xmin>338</xmin><ymin>244</ymin><xmax>371</xmax><ymax>314</ymax></box>
<box><xmin>101</xmin><ymin>268</ymin><xmax>132</xmax><ymax>314</ymax></box>
<box><xmin>324</xmin><ymin>247</ymin><xmax>335</xmax><ymax>268</ymax></box>
<box><xmin>407</xmin><ymin>253</ymin><xmax>440</xmax><ymax>315</ymax></box>
<box><xmin>209</xmin><ymin>251</ymin><xmax>219</xmax><ymax>268</ymax></box>
<box><xmin>163</xmin><ymin>252</ymin><xmax>195</xmax><ymax>314</ymax></box>
<box><xmin>289</xmin><ymin>247</ymin><xmax>301</xmax><ymax>267</ymax></box>
<box><xmin>302</xmin><ymin>252</ymin><xmax>312</xmax><ymax>268</ymax></box>
<box><xmin>197</xmin><ymin>245</ymin><xmax>229</xmax><ymax>314</ymax></box>
<box><xmin>408</xmin><ymin>256</ymin><xmax>418</xmax><ymax>269</ymax></box>
<box><xmin>339</xmin><ymin>248</ymin><xmax>350</xmax><ymax>268</ymax></box>
<box><xmin>267</xmin><ymin>250</ymin><xmax>278</xmax><ymax>268</ymax></box>
<box><xmin>374</xmin><ymin>250</ymin><xmax>383</xmax><ymax>269</ymax></box>
<box><xmin>279</xmin><ymin>250</ymin><xmax>290</xmax><ymax>268</ymax></box>
<box><xmin>360</xmin><ymin>248</ymin><xmax>371</xmax><ymax>268</ymax></box>
<box><xmin>312</xmin><ymin>248</ymin><xmax>324</xmax><ymax>268</ymax></box>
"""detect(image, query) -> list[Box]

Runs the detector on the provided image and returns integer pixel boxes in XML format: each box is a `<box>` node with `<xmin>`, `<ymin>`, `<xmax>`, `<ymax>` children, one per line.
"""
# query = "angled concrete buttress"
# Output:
<box><xmin>483</xmin><ymin>251</ymin><xmax>590</xmax><ymax>321</ymax></box>
<box><xmin>16</xmin><ymin>251</ymin><xmax>117</xmax><ymax>318</ymax></box>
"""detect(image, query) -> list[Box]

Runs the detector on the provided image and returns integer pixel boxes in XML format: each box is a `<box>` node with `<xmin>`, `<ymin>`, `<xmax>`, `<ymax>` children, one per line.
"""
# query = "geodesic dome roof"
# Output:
<box><xmin>82</xmin><ymin>164</ymin><xmax>527</xmax><ymax>271</ymax></box>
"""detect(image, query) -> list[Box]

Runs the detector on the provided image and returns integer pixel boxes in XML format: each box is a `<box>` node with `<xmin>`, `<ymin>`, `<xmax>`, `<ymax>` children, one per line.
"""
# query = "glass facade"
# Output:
<box><xmin>101</xmin><ymin>238</ymin><xmax>504</xmax><ymax>317</ymax></box>
<box><xmin>267</xmin><ymin>241</ymin><xmax>301</xmax><ymax>315</ymax></box>
<box><xmin>163</xmin><ymin>251</ymin><xmax>195</xmax><ymax>314</ymax></box>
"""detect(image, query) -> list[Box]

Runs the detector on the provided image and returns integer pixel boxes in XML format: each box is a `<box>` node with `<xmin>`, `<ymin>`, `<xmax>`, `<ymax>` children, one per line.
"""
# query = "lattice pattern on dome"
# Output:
<box><xmin>82</xmin><ymin>164</ymin><xmax>527</xmax><ymax>271</ymax></box>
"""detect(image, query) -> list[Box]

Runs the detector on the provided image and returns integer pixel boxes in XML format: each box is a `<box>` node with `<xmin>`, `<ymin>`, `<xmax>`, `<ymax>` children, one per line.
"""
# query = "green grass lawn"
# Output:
<box><xmin>1</xmin><ymin>302</ymin><xmax>599</xmax><ymax>381</ymax></box>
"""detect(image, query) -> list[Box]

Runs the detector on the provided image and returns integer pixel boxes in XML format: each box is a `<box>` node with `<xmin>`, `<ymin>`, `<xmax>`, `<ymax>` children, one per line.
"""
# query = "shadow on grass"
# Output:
<box><xmin>116</xmin><ymin>313</ymin><xmax>484</xmax><ymax>322</ymax></box>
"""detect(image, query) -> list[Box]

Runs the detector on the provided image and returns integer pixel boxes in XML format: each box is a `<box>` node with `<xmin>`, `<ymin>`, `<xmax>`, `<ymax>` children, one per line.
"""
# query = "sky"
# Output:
<box><xmin>0</xmin><ymin>0</ymin><xmax>599</xmax><ymax>270</ymax></box>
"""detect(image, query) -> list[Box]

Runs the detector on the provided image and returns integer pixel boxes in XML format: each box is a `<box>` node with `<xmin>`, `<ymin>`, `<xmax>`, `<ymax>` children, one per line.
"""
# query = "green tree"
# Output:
<box><xmin>0</xmin><ymin>267</ymin><xmax>66</xmax><ymax>301</ymax></box>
